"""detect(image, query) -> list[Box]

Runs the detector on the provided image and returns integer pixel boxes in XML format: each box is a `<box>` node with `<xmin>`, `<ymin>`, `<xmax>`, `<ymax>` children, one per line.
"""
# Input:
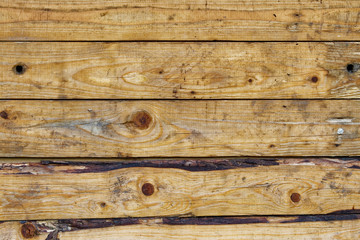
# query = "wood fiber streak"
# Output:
<box><xmin>0</xmin><ymin>159</ymin><xmax>359</xmax><ymax>220</ymax></box>
<box><xmin>1</xmin><ymin>42</ymin><xmax>360</xmax><ymax>99</ymax></box>
<box><xmin>0</xmin><ymin>100</ymin><xmax>360</xmax><ymax>157</ymax></box>
<box><xmin>0</xmin><ymin>0</ymin><xmax>360</xmax><ymax>41</ymax></box>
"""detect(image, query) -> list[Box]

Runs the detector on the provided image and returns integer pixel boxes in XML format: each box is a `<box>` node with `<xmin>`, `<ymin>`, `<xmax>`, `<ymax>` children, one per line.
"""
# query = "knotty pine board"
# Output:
<box><xmin>0</xmin><ymin>100</ymin><xmax>359</xmax><ymax>157</ymax></box>
<box><xmin>1</xmin><ymin>42</ymin><xmax>360</xmax><ymax>99</ymax></box>
<box><xmin>0</xmin><ymin>158</ymin><xmax>359</xmax><ymax>220</ymax></box>
<box><xmin>2</xmin><ymin>215</ymin><xmax>360</xmax><ymax>240</ymax></box>
<box><xmin>1</xmin><ymin>0</ymin><xmax>360</xmax><ymax>41</ymax></box>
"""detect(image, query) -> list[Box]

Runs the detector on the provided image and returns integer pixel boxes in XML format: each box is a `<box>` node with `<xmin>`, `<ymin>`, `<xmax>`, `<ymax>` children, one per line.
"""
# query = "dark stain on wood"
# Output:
<box><xmin>1</xmin><ymin>158</ymin><xmax>360</xmax><ymax>175</ymax></box>
<box><xmin>39</xmin><ymin>158</ymin><xmax>280</xmax><ymax>173</ymax></box>
<box><xmin>23</xmin><ymin>214</ymin><xmax>360</xmax><ymax>236</ymax></box>
<box><xmin>281</xmin><ymin>214</ymin><xmax>360</xmax><ymax>223</ymax></box>
<box><xmin>162</xmin><ymin>217</ymin><xmax>269</xmax><ymax>225</ymax></box>
<box><xmin>58</xmin><ymin>218</ymin><xmax>141</xmax><ymax>229</ymax></box>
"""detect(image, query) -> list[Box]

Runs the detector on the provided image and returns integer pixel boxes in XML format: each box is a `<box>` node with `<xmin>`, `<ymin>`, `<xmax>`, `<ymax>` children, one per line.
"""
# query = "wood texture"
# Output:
<box><xmin>1</xmin><ymin>0</ymin><xmax>360</xmax><ymax>41</ymax></box>
<box><xmin>1</xmin><ymin>42</ymin><xmax>360</xmax><ymax>99</ymax></box>
<box><xmin>1</xmin><ymin>100</ymin><xmax>360</xmax><ymax>157</ymax></box>
<box><xmin>0</xmin><ymin>158</ymin><xmax>359</xmax><ymax>220</ymax></box>
<box><xmin>2</xmin><ymin>216</ymin><xmax>360</xmax><ymax>240</ymax></box>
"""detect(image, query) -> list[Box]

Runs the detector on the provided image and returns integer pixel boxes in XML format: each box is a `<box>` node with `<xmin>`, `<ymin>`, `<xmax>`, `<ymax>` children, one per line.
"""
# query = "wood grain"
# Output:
<box><xmin>0</xmin><ymin>0</ymin><xmax>360</xmax><ymax>41</ymax></box>
<box><xmin>1</xmin><ymin>42</ymin><xmax>360</xmax><ymax>99</ymax></box>
<box><xmin>1</xmin><ymin>100</ymin><xmax>360</xmax><ymax>157</ymax></box>
<box><xmin>2</xmin><ymin>216</ymin><xmax>360</xmax><ymax>240</ymax></box>
<box><xmin>0</xmin><ymin>158</ymin><xmax>359</xmax><ymax>220</ymax></box>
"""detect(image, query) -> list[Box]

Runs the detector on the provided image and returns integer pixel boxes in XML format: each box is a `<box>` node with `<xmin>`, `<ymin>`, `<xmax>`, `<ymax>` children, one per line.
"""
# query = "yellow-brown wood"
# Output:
<box><xmin>0</xmin><ymin>159</ymin><xmax>359</xmax><ymax>220</ymax></box>
<box><xmin>1</xmin><ymin>42</ymin><xmax>359</xmax><ymax>99</ymax></box>
<box><xmin>2</xmin><ymin>216</ymin><xmax>360</xmax><ymax>240</ymax></box>
<box><xmin>56</xmin><ymin>220</ymin><xmax>360</xmax><ymax>240</ymax></box>
<box><xmin>1</xmin><ymin>100</ymin><xmax>360</xmax><ymax>157</ymax></box>
<box><xmin>1</xmin><ymin>0</ymin><xmax>360</xmax><ymax>41</ymax></box>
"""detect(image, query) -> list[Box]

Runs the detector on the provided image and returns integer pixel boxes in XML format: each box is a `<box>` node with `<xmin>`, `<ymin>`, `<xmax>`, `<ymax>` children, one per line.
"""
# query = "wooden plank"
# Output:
<box><xmin>1</xmin><ymin>100</ymin><xmax>360</xmax><ymax>157</ymax></box>
<box><xmin>0</xmin><ymin>0</ymin><xmax>360</xmax><ymax>41</ymax></box>
<box><xmin>2</xmin><ymin>216</ymin><xmax>360</xmax><ymax>239</ymax></box>
<box><xmin>0</xmin><ymin>158</ymin><xmax>359</xmax><ymax>220</ymax></box>
<box><xmin>1</xmin><ymin>42</ymin><xmax>360</xmax><ymax>99</ymax></box>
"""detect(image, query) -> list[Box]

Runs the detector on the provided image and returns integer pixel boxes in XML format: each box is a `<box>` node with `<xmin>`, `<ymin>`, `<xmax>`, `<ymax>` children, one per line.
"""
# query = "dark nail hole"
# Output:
<box><xmin>273</xmin><ymin>14</ymin><xmax>277</xmax><ymax>17</ymax></box>
<box><xmin>282</xmin><ymin>105</ymin><xmax>287</xmax><ymax>108</ymax></box>
<box><xmin>248</xmin><ymin>79</ymin><xmax>253</xmax><ymax>83</ymax></box>
<box><xmin>142</xmin><ymin>183</ymin><xmax>155</xmax><ymax>196</ymax></box>
<box><xmin>190</xmin><ymin>91</ymin><xmax>195</xmax><ymax>94</ymax></box>
<box><xmin>100</xmin><ymin>202</ymin><xmax>106</xmax><ymax>208</ymax></box>
<box><xmin>21</xmin><ymin>223</ymin><xmax>37</xmax><ymax>238</ymax></box>
<box><xmin>346</xmin><ymin>63</ymin><xmax>359</xmax><ymax>73</ymax></box>
<box><xmin>13</xmin><ymin>63</ymin><xmax>27</xmax><ymax>75</ymax></box>
<box><xmin>335</xmin><ymin>143</ymin><xmax>341</xmax><ymax>147</ymax></box>
<box><xmin>159</xmin><ymin>70</ymin><xmax>164</xmax><ymax>74</ymax></box>
<box><xmin>0</xmin><ymin>111</ymin><xmax>8</xmax><ymax>119</ymax></box>
<box><xmin>311</xmin><ymin>76</ymin><xmax>318</xmax><ymax>83</ymax></box>
<box><xmin>269</xmin><ymin>144</ymin><xmax>275</xmax><ymax>148</ymax></box>
<box><xmin>290</xmin><ymin>192</ymin><xmax>301</xmax><ymax>203</ymax></box>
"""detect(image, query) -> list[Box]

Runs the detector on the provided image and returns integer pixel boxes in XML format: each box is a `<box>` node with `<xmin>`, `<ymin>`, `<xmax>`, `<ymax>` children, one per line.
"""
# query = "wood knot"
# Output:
<box><xmin>142</xmin><ymin>183</ymin><xmax>155</xmax><ymax>196</ymax></box>
<box><xmin>131</xmin><ymin>111</ymin><xmax>152</xmax><ymax>130</ymax></box>
<box><xmin>0</xmin><ymin>111</ymin><xmax>8</xmax><ymax>119</ymax></box>
<box><xmin>290</xmin><ymin>192</ymin><xmax>301</xmax><ymax>203</ymax></box>
<box><xmin>21</xmin><ymin>223</ymin><xmax>37</xmax><ymax>238</ymax></box>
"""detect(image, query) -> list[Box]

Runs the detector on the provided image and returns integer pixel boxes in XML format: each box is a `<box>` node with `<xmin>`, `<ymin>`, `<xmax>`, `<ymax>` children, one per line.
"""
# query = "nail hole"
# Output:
<box><xmin>190</xmin><ymin>91</ymin><xmax>196</xmax><ymax>94</ymax></box>
<box><xmin>290</xmin><ymin>192</ymin><xmax>301</xmax><ymax>203</ymax></box>
<box><xmin>142</xmin><ymin>183</ymin><xmax>155</xmax><ymax>196</ymax></box>
<box><xmin>282</xmin><ymin>105</ymin><xmax>287</xmax><ymax>108</ymax></box>
<box><xmin>100</xmin><ymin>202</ymin><xmax>106</xmax><ymax>208</ymax></box>
<box><xmin>0</xmin><ymin>111</ymin><xmax>8</xmax><ymax>119</ymax></box>
<box><xmin>13</xmin><ymin>63</ymin><xmax>27</xmax><ymax>75</ymax></box>
<box><xmin>347</xmin><ymin>64</ymin><xmax>354</xmax><ymax>73</ymax></box>
<box><xmin>248</xmin><ymin>79</ymin><xmax>253</xmax><ymax>83</ymax></box>
<box><xmin>347</xmin><ymin>63</ymin><xmax>359</xmax><ymax>73</ymax></box>
<box><xmin>311</xmin><ymin>76</ymin><xmax>318</xmax><ymax>83</ymax></box>
<box><xmin>269</xmin><ymin>144</ymin><xmax>275</xmax><ymax>148</ymax></box>
<box><xmin>21</xmin><ymin>223</ymin><xmax>37</xmax><ymax>239</ymax></box>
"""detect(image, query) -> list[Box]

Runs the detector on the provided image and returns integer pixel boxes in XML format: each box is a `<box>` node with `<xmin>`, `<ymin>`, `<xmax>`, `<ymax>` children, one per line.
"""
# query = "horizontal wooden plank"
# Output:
<box><xmin>1</xmin><ymin>100</ymin><xmax>360</xmax><ymax>157</ymax></box>
<box><xmin>1</xmin><ymin>42</ymin><xmax>360</xmax><ymax>99</ymax></box>
<box><xmin>2</xmin><ymin>215</ymin><xmax>360</xmax><ymax>239</ymax></box>
<box><xmin>0</xmin><ymin>158</ymin><xmax>359</xmax><ymax>220</ymax></box>
<box><xmin>1</xmin><ymin>0</ymin><xmax>360</xmax><ymax>41</ymax></box>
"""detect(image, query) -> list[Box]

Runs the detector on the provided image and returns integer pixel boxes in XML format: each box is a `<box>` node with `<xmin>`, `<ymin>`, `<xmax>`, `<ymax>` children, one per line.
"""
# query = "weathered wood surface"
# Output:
<box><xmin>0</xmin><ymin>214</ymin><xmax>360</xmax><ymax>240</ymax></box>
<box><xmin>1</xmin><ymin>42</ymin><xmax>360</xmax><ymax>99</ymax></box>
<box><xmin>1</xmin><ymin>100</ymin><xmax>360</xmax><ymax>157</ymax></box>
<box><xmin>1</xmin><ymin>215</ymin><xmax>360</xmax><ymax>240</ymax></box>
<box><xmin>1</xmin><ymin>0</ymin><xmax>360</xmax><ymax>41</ymax></box>
<box><xmin>0</xmin><ymin>158</ymin><xmax>359</xmax><ymax>220</ymax></box>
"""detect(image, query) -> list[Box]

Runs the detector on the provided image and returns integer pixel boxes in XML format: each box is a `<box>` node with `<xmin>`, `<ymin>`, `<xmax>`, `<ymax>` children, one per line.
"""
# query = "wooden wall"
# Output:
<box><xmin>0</xmin><ymin>1</ymin><xmax>360</xmax><ymax>239</ymax></box>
